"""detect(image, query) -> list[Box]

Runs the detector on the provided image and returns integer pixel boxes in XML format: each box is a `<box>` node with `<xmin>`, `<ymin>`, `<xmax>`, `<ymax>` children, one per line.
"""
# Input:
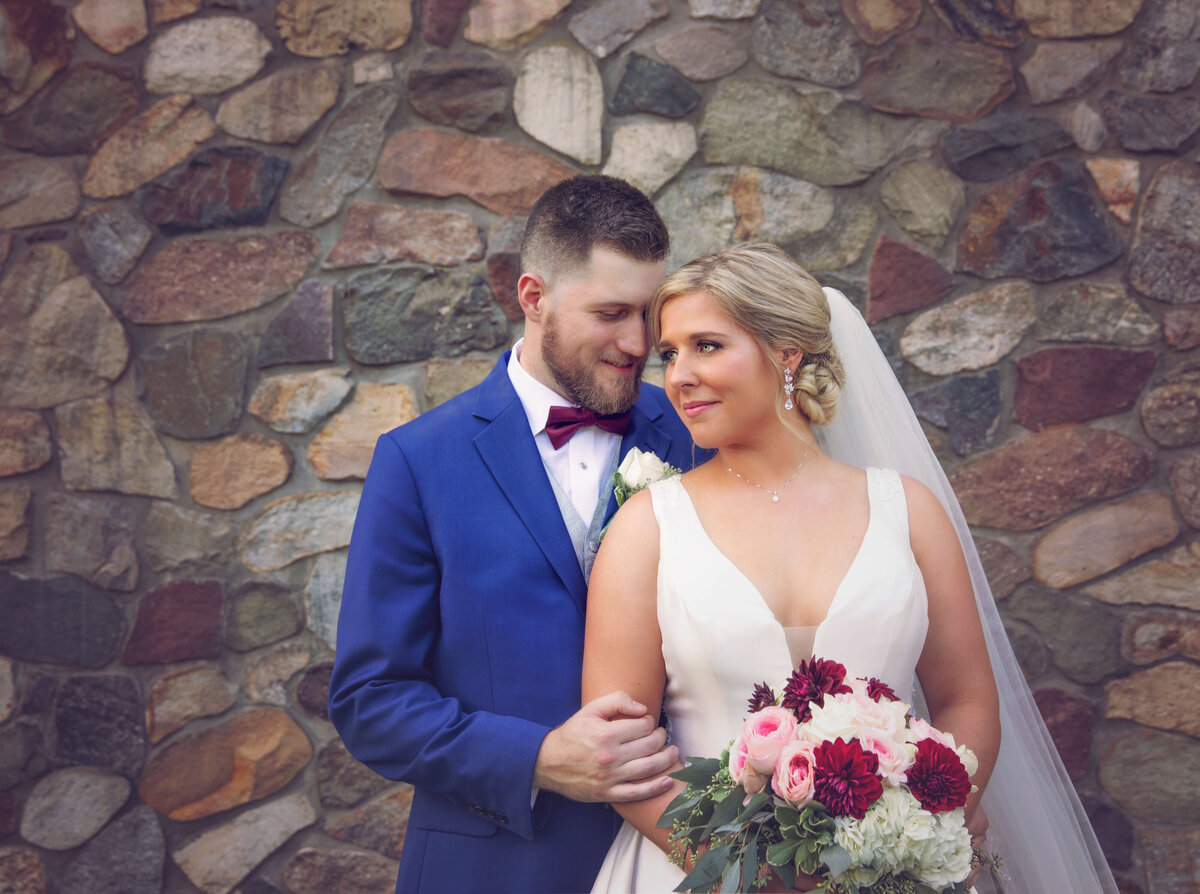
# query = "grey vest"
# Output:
<box><xmin>543</xmin><ymin>448</ymin><xmax>620</xmax><ymax>582</ymax></box>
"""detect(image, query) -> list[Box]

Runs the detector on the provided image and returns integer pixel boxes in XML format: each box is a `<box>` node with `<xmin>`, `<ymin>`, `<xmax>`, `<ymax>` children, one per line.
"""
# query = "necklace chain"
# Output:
<box><xmin>725</xmin><ymin>445</ymin><xmax>812</xmax><ymax>503</ymax></box>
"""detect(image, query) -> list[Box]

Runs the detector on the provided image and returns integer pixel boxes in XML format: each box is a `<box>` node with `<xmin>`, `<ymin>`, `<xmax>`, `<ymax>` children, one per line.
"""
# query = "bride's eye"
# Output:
<box><xmin>659</xmin><ymin>348</ymin><xmax>677</xmax><ymax>363</ymax></box>
<box><xmin>697</xmin><ymin>341</ymin><xmax>721</xmax><ymax>354</ymax></box>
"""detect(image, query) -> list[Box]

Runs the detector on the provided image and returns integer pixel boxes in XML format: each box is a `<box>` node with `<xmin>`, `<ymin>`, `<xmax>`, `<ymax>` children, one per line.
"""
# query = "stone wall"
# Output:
<box><xmin>1</xmin><ymin>0</ymin><xmax>1198</xmax><ymax>891</ymax></box>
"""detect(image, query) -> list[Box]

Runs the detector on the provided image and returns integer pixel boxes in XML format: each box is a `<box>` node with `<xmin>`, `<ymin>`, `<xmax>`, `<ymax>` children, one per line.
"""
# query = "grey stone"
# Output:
<box><xmin>406</xmin><ymin>49</ymin><xmax>509</xmax><ymax>134</ymax></box>
<box><xmin>568</xmin><ymin>0</ymin><xmax>668</xmax><ymax>59</ymax></box>
<box><xmin>45</xmin><ymin>494</ymin><xmax>137</xmax><ymax>592</ymax></box>
<box><xmin>910</xmin><ymin>371</ymin><xmax>1002</xmax><ymax>456</ymax></box>
<box><xmin>702</xmin><ymin>79</ymin><xmax>896</xmax><ymax>186</ymax></box>
<box><xmin>792</xmin><ymin>197</ymin><xmax>877</xmax><ymax>272</ymax></box>
<box><xmin>0</xmin><ymin>572</ymin><xmax>124</xmax><ymax>669</ymax></box>
<box><xmin>1129</xmin><ymin>161</ymin><xmax>1200</xmax><ymax>305</ymax></box>
<box><xmin>927</xmin><ymin>0</ymin><xmax>1022</xmax><ymax>47</ymax></box>
<box><xmin>279</xmin><ymin>86</ymin><xmax>399</xmax><ymax>228</ymax></box>
<box><xmin>243</xmin><ymin>643</ymin><xmax>311</xmax><ymax>706</ymax></box>
<box><xmin>54</xmin><ymin>387</ymin><xmax>178</xmax><ymax>499</ymax></box>
<box><xmin>1088</xmin><ymin>543</ymin><xmax>1200</xmax><ymax>612</ymax></box>
<box><xmin>0</xmin><ymin>724</ymin><xmax>47</xmax><ymax>791</ymax></box>
<box><xmin>1</xmin><ymin>62</ymin><xmax>140</xmax><ymax>156</ymax></box>
<box><xmin>54</xmin><ymin>675</ymin><xmax>145</xmax><ymax>777</ymax></box>
<box><xmin>900</xmin><ymin>281</ymin><xmax>1036</xmax><ymax>376</ymax></box>
<box><xmin>1059</xmin><ymin>101</ymin><xmax>1107</xmax><ymax>152</ymax></box>
<box><xmin>141</xmin><ymin>501</ymin><xmax>235</xmax><ymax>574</ymax></box>
<box><xmin>514</xmin><ymin>45</ymin><xmax>603</xmax><ymax>164</ymax></box>
<box><xmin>941</xmin><ymin>113</ymin><xmax>1074</xmax><ymax>182</ymax></box>
<box><xmin>1169</xmin><ymin>452</ymin><xmax>1200</xmax><ymax>528</ymax></box>
<box><xmin>1020</xmin><ymin>39</ymin><xmax>1122</xmax><ymax>104</ymax></box>
<box><xmin>610</xmin><ymin>53</ymin><xmax>701</xmax><ymax>119</ymax></box>
<box><xmin>216</xmin><ymin>61</ymin><xmax>343</xmax><ymax>145</ymax></box>
<box><xmin>879</xmin><ymin>161</ymin><xmax>965</xmax><ymax>248</ymax></box>
<box><xmin>225</xmin><ymin>581</ymin><xmax>304</xmax><ymax>652</ymax></box>
<box><xmin>282</xmin><ymin>847</ymin><xmax>400</xmax><ymax>894</ymax></box>
<box><xmin>258</xmin><ymin>281</ymin><xmax>335</xmax><ymax>368</ymax></box>
<box><xmin>602</xmin><ymin>119</ymin><xmax>696</xmax><ymax>198</ymax></box>
<box><xmin>248</xmin><ymin>368</ymin><xmax>354</xmax><ymax>435</ymax></box>
<box><xmin>689</xmin><ymin>0</ymin><xmax>761</xmax><ymax>15</ymax></box>
<box><xmin>317</xmin><ymin>739</ymin><xmax>391</xmax><ymax>809</ymax></box>
<box><xmin>751</xmin><ymin>0</ymin><xmax>860</xmax><ymax>87</ymax></box>
<box><xmin>19</xmin><ymin>767</ymin><xmax>130</xmax><ymax>850</ymax></box>
<box><xmin>144</xmin><ymin>16</ymin><xmax>271</xmax><ymax>95</ymax></box>
<box><xmin>173</xmin><ymin>792</ymin><xmax>316</xmax><ymax>894</ymax></box>
<box><xmin>1006</xmin><ymin>587</ymin><xmax>1124</xmax><ymax>684</ymax></box>
<box><xmin>1140</xmin><ymin>367</ymin><xmax>1200</xmax><ymax>448</ymax></box>
<box><xmin>140</xmin><ymin>329</ymin><xmax>249</xmax><ymax>440</ymax></box>
<box><xmin>238</xmin><ymin>491</ymin><xmax>360</xmax><ymax>573</ymax></box>
<box><xmin>76</xmin><ymin>204</ymin><xmax>152</xmax><ymax>285</ymax></box>
<box><xmin>1037</xmin><ymin>283</ymin><xmax>1160</xmax><ymax>346</ymax></box>
<box><xmin>654</xmin><ymin>25</ymin><xmax>748</xmax><ymax>81</ymax></box>
<box><xmin>0</xmin><ymin>155</ymin><xmax>79</xmax><ymax>229</ymax></box>
<box><xmin>59</xmin><ymin>806</ymin><xmax>164</xmax><ymax>894</ymax></box>
<box><xmin>146</xmin><ymin>664</ymin><xmax>237</xmax><ymax>743</ymax></box>
<box><xmin>976</xmin><ymin>538</ymin><xmax>1032</xmax><ymax>600</ymax></box>
<box><xmin>655</xmin><ymin>166</ymin><xmax>835</xmax><ymax>271</ymax></box>
<box><xmin>0</xmin><ymin>487</ymin><xmax>29</xmax><ymax>562</ymax></box>
<box><xmin>1004</xmin><ymin>622</ymin><xmax>1049</xmax><ymax>683</ymax></box>
<box><xmin>305</xmin><ymin>551</ymin><xmax>347</xmax><ymax>649</ymax></box>
<box><xmin>1118</xmin><ymin>0</ymin><xmax>1200</xmax><ymax>93</ymax></box>
<box><xmin>342</xmin><ymin>266</ymin><xmax>509</xmax><ymax>365</ymax></box>
<box><xmin>1100</xmin><ymin>731</ymin><xmax>1200</xmax><ymax>823</ymax></box>
<box><xmin>957</xmin><ymin>160</ymin><xmax>1123</xmax><ymax>282</ymax></box>
<box><xmin>1100</xmin><ymin>90</ymin><xmax>1200</xmax><ymax>152</ymax></box>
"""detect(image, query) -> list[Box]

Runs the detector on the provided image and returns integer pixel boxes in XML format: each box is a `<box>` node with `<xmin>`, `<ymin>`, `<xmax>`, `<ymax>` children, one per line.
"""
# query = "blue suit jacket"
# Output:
<box><xmin>329</xmin><ymin>354</ymin><xmax>698</xmax><ymax>893</ymax></box>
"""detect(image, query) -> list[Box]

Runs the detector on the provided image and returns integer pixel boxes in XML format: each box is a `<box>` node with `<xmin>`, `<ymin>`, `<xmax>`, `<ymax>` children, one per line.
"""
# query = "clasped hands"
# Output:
<box><xmin>534</xmin><ymin>691</ymin><xmax>679</xmax><ymax>803</ymax></box>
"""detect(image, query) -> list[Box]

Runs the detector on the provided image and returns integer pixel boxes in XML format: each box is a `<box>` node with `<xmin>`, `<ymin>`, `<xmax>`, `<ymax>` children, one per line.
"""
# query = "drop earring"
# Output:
<box><xmin>783</xmin><ymin>366</ymin><xmax>795</xmax><ymax>411</ymax></box>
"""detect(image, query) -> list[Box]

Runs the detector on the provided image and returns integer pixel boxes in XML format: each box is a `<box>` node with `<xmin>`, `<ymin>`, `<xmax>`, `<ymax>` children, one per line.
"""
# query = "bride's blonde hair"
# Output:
<box><xmin>649</xmin><ymin>243</ymin><xmax>844</xmax><ymax>426</ymax></box>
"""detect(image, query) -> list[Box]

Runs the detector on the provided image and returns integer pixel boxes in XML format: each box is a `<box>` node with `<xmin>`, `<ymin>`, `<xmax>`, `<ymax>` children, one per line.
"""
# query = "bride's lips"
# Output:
<box><xmin>682</xmin><ymin>400</ymin><xmax>717</xmax><ymax>418</ymax></box>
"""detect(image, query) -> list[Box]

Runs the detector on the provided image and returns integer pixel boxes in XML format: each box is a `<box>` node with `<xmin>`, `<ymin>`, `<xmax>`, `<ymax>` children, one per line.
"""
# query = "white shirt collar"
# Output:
<box><xmin>506</xmin><ymin>338</ymin><xmax>573</xmax><ymax>437</ymax></box>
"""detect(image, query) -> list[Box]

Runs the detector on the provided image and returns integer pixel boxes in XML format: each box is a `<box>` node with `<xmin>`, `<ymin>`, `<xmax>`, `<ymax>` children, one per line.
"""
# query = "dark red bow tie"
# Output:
<box><xmin>544</xmin><ymin>405</ymin><xmax>632</xmax><ymax>449</ymax></box>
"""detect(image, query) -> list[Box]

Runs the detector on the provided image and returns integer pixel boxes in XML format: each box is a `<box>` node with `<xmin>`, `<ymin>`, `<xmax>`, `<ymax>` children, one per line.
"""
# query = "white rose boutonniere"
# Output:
<box><xmin>613</xmin><ymin>447</ymin><xmax>682</xmax><ymax>506</ymax></box>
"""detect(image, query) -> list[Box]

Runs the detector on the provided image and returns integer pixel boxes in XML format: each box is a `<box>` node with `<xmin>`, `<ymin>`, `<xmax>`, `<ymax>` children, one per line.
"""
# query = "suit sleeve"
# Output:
<box><xmin>328</xmin><ymin>433</ymin><xmax>550</xmax><ymax>839</ymax></box>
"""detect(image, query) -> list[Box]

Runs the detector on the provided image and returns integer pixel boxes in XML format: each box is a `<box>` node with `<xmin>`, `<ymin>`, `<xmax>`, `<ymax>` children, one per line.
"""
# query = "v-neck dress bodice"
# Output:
<box><xmin>591</xmin><ymin>468</ymin><xmax>929</xmax><ymax>893</ymax></box>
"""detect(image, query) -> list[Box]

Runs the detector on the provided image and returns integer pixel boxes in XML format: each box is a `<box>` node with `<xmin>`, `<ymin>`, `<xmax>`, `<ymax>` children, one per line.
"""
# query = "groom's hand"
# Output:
<box><xmin>534</xmin><ymin>691</ymin><xmax>679</xmax><ymax>803</ymax></box>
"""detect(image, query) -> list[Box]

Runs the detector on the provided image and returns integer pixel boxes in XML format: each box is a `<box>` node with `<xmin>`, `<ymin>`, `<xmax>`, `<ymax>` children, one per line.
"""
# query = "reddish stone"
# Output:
<box><xmin>378</xmin><ymin>127</ymin><xmax>575</xmax><ymax>216</ymax></box>
<box><xmin>928</xmin><ymin>0</ymin><xmax>1022</xmax><ymax>47</ymax></box>
<box><xmin>258</xmin><ymin>281</ymin><xmax>335</xmax><ymax>369</ymax></box>
<box><xmin>861</xmin><ymin>34</ymin><xmax>1013</xmax><ymax>122</ymax></box>
<box><xmin>123</xmin><ymin>580</ymin><xmax>223</xmax><ymax>665</ymax></box>
<box><xmin>124</xmin><ymin>231</ymin><xmax>319</xmax><ymax>324</ymax></box>
<box><xmin>947</xmin><ymin>426</ymin><xmax>1155</xmax><ymax>531</ymax></box>
<box><xmin>485</xmin><ymin>216</ymin><xmax>526</xmax><ymax>321</ymax></box>
<box><xmin>1013</xmin><ymin>346</ymin><xmax>1157</xmax><ymax>431</ymax></box>
<box><xmin>1123</xmin><ymin>608</ymin><xmax>1200</xmax><ymax>666</ymax></box>
<box><xmin>842</xmin><ymin>0</ymin><xmax>920</xmax><ymax>45</ymax></box>
<box><xmin>1033</xmin><ymin>688</ymin><xmax>1096</xmax><ymax>781</ymax></box>
<box><xmin>297</xmin><ymin>661</ymin><xmax>333</xmax><ymax>719</ymax></box>
<box><xmin>0</xmin><ymin>846</ymin><xmax>46</xmax><ymax>894</ymax></box>
<box><xmin>138</xmin><ymin>707</ymin><xmax>312</xmax><ymax>822</ymax></box>
<box><xmin>1169</xmin><ymin>452</ymin><xmax>1200</xmax><ymax>529</ymax></box>
<box><xmin>0</xmin><ymin>409</ymin><xmax>51</xmax><ymax>478</ymax></box>
<box><xmin>137</xmin><ymin>146</ymin><xmax>288</xmax><ymax>234</ymax></box>
<box><xmin>957</xmin><ymin>160</ymin><xmax>1122</xmax><ymax>282</ymax></box>
<box><xmin>420</xmin><ymin>0</ymin><xmax>472</xmax><ymax>47</ymax></box>
<box><xmin>975</xmin><ymin>537</ymin><xmax>1031</xmax><ymax>600</ymax></box>
<box><xmin>866</xmin><ymin>236</ymin><xmax>955</xmax><ymax>324</ymax></box>
<box><xmin>1141</xmin><ymin>829</ymin><xmax>1200</xmax><ymax>894</ymax></box>
<box><xmin>0</xmin><ymin>0</ymin><xmax>75</xmax><ymax>115</ymax></box>
<box><xmin>1164</xmin><ymin>309</ymin><xmax>1200</xmax><ymax>350</ymax></box>
<box><xmin>324</xmin><ymin>786</ymin><xmax>414</xmax><ymax>858</ymax></box>
<box><xmin>322</xmin><ymin>202</ymin><xmax>484</xmax><ymax>269</ymax></box>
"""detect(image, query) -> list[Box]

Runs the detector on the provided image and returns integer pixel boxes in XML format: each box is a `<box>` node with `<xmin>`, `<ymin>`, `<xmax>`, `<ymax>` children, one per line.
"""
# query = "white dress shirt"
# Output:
<box><xmin>507</xmin><ymin>339</ymin><xmax>622</xmax><ymax>524</ymax></box>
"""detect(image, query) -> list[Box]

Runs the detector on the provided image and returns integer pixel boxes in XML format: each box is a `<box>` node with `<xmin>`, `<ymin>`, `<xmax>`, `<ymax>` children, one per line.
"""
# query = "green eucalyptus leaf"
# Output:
<box><xmin>820</xmin><ymin>844</ymin><xmax>852</xmax><ymax>879</ymax></box>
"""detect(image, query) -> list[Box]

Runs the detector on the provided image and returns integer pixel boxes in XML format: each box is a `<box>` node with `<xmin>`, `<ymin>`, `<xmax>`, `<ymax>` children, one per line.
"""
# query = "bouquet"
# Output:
<box><xmin>657</xmin><ymin>657</ymin><xmax>997</xmax><ymax>893</ymax></box>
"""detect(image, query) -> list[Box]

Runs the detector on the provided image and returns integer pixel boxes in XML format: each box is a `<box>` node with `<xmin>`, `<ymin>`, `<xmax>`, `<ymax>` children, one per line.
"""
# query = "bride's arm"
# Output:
<box><xmin>582</xmin><ymin>489</ymin><xmax>685</xmax><ymax>857</ymax></box>
<box><xmin>906</xmin><ymin>477</ymin><xmax>1002</xmax><ymax>821</ymax></box>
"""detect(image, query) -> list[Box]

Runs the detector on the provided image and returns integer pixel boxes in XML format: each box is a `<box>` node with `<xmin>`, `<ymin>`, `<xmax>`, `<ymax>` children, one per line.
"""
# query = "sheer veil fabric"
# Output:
<box><xmin>815</xmin><ymin>287</ymin><xmax>1118</xmax><ymax>893</ymax></box>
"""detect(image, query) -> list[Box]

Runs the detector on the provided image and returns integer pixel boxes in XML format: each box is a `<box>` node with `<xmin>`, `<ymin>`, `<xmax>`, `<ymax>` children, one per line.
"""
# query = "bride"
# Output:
<box><xmin>583</xmin><ymin>243</ymin><xmax>1118</xmax><ymax>893</ymax></box>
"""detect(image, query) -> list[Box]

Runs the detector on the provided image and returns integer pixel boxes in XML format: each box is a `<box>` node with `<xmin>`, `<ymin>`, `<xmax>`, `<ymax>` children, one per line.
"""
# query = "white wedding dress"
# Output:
<box><xmin>592</xmin><ymin>468</ymin><xmax>929</xmax><ymax>893</ymax></box>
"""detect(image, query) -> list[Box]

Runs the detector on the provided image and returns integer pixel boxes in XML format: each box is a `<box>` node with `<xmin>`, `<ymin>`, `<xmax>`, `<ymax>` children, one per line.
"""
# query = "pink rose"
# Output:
<box><xmin>861</xmin><ymin>736</ymin><xmax>915</xmax><ymax>786</ymax></box>
<box><xmin>742</xmin><ymin>707</ymin><xmax>798</xmax><ymax>775</ymax></box>
<box><xmin>772</xmin><ymin>740</ymin><xmax>818</xmax><ymax>807</ymax></box>
<box><xmin>728</xmin><ymin>735</ymin><xmax>769</xmax><ymax>796</ymax></box>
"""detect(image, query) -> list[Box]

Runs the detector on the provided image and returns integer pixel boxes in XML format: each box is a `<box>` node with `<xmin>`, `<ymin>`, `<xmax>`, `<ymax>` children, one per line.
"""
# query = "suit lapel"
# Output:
<box><xmin>472</xmin><ymin>358</ymin><xmax>588</xmax><ymax>615</ymax></box>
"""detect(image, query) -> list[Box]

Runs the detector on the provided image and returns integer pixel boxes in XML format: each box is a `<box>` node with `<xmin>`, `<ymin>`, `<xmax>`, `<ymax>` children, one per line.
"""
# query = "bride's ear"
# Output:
<box><xmin>780</xmin><ymin>348</ymin><xmax>803</xmax><ymax>370</ymax></box>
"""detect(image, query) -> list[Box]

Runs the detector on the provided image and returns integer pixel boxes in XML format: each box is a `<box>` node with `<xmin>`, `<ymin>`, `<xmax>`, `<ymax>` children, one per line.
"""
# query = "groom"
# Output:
<box><xmin>329</xmin><ymin>176</ymin><xmax>698</xmax><ymax>893</ymax></box>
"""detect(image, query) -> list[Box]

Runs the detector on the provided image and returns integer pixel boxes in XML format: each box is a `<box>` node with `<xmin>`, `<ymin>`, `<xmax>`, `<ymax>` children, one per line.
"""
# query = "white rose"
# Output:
<box><xmin>617</xmin><ymin>448</ymin><xmax>669</xmax><ymax>491</ymax></box>
<box><xmin>800</xmin><ymin>693</ymin><xmax>863</xmax><ymax>744</ymax></box>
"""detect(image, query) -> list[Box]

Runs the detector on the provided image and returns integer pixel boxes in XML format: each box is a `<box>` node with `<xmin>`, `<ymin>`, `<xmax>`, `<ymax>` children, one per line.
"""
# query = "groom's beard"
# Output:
<box><xmin>542</xmin><ymin>315</ymin><xmax>645</xmax><ymax>416</ymax></box>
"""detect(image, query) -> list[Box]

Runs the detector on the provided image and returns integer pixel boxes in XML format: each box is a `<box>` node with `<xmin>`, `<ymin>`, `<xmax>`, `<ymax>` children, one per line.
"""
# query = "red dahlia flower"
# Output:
<box><xmin>862</xmin><ymin>677</ymin><xmax>899</xmax><ymax>703</ymax></box>
<box><xmin>906</xmin><ymin>738</ymin><xmax>971</xmax><ymax>813</ymax></box>
<box><xmin>747</xmin><ymin>682</ymin><xmax>778</xmax><ymax>713</ymax></box>
<box><xmin>782</xmin><ymin>657</ymin><xmax>853</xmax><ymax>722</ymax></box>
<box><xmin>812</xmin><ymin>737</ymin><xmax>883</xmax><ymax>819</ymax></box>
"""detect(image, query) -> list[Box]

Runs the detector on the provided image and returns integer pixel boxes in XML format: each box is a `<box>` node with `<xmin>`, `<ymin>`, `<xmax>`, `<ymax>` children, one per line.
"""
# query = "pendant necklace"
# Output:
<box><xmin>725</xmin><ymin>445</ymin><xmax>812</xmax><ymax>503</ymax></box>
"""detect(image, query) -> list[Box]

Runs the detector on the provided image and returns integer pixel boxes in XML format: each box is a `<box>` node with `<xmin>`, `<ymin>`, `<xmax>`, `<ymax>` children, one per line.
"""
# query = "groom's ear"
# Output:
<box><xmin>517</xmin><ymin>272</ymin><xmax>549</xmax><ymax>322</ymax></box>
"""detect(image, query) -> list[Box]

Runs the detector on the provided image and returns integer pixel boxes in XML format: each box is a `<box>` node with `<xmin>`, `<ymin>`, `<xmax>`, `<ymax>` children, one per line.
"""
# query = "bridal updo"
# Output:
<box><xmin>649</xmin><ymin>242</ymin><xmax>845</xmax><ymax>426</ymax></box>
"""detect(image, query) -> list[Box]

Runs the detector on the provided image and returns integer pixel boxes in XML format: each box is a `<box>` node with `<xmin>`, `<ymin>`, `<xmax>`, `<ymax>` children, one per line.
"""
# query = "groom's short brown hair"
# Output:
<box><xmin>520</xmin><ymin>175</ymin><xmax>669</xmax><ymax>284</ymax></box>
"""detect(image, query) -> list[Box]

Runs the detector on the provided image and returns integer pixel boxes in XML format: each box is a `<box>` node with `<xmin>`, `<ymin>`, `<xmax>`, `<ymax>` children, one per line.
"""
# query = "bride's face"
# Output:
<box><xmin>658</xmin><ymin>291</ymin><xmax>783</xmax><ymax>449</ymax></box>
